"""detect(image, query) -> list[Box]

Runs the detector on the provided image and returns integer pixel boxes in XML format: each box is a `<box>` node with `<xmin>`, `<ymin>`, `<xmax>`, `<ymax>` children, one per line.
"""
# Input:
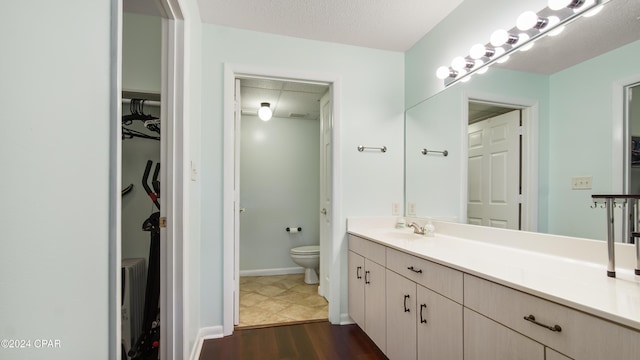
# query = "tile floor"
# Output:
<box><xmin>238</xmin><ymin>274</ymin><xmax>328</xmax><ymax>328</ymax></box>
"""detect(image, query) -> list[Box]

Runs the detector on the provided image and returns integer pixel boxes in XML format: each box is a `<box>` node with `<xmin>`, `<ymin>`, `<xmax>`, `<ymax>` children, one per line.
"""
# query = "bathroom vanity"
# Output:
<box><xmin>347</xmin><ymin>217</ymin><xmax>640</xmax><ymax>360</ymax></box>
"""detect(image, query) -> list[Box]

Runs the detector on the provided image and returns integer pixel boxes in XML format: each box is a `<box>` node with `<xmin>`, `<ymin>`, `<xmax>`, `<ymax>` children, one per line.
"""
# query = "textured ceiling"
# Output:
<box><xmin>196</xmin><ymin>0</ymin><xmax>463</xmax><ymax>51</ymax></box>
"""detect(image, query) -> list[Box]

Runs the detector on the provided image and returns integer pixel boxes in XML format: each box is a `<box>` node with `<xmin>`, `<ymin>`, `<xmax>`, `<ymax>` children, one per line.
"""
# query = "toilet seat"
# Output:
<box><xmin>290</xmin><ymin>245</ymin><xmax>319</xmax><ymax>255</ymax></box>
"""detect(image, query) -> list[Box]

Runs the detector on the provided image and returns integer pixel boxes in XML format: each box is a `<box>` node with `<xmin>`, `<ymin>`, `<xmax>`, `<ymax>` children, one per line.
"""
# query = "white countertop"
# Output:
<box><xmin>347</xmin><ymin>217</ymin><xmax>640</xmax><ymax>331</ymax></box>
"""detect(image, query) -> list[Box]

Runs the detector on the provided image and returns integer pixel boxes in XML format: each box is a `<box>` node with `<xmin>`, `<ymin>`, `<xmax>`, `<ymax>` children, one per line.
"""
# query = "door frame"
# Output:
<box><xmin>461</xmin><ymin>91</ymin><xmax>539</xmax><ymax>232</ymax></box>
<box><xmin>223</xmin><ymin>63</ymin><xmax>342</xmax><ymax>336</ymax></box>
<box><xmin>110</xmin><ymin>1</ymin><xmax>190</xmax><ymax>359</ymax></box>
<box><xmin>613</xmin><ymin>75</ymin><xmax>640</xmax><ymax>242</ymax></box>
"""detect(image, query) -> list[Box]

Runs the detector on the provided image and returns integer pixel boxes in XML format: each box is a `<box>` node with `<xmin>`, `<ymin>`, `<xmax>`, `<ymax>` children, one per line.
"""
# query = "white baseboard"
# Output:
<box><xmin>339</xmin><ymin>313</ymin><xmax>354</xmax><ymax>325</ymax></box>
<box><xmin>190</xmin><ymin>326</ymin><xmax>224</xmax><ymax>360</ymax></box>
<box><xmin>239</xmin><ymin>267</ymin><xmax>304</xmax><ymax>277</ymax></box>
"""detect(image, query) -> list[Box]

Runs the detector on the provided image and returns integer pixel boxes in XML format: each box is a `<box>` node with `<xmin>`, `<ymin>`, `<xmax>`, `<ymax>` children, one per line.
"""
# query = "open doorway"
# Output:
<box><xmin>236</xmin><ymin>78</ymin><xmax>330</xmax><ymax>328</ymax></box>
<box><xmin>463</xmin><ymin>96</ymin><xmax>538</xmax><ymax>232</ymax></box>
<box><xmin>114</xmin><ymin>0</ymin><xmax>188</xmax><ymax>359</ymax></box>
<box><xmin>223</xmin><ymin>65</ymin><xmax>341</xmax><ymax>336</ymax></box>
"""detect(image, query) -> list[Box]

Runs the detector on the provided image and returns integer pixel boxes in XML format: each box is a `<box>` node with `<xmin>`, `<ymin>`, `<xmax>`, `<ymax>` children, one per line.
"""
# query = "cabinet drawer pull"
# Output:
<box><xmin>364</xmin><ymin>270</ymin><xmax>370</xmax><ymax>284</ymax></box>
<box><xmin>523</xmin><ymin>314</ymin><xmax>562</xmax><ymax>332</ymax></box>
<box><xmin>420</xmin><ymin>304</ymin><xmax>427</xmax><ymax>324</ymax></box>
<box><xmin>404</xmin><ymin>294</ymin><xmax>411</xmax><ymax>312</ymax></box>
<box><xmin>356</xmin><ymin>266</ymin><xmax>362</xmax><ymax>279</ymax></box>
<box><xmin>407</xmin><ymin>266</ymin><xmax>423</xmax><ymax>274</ymax></box>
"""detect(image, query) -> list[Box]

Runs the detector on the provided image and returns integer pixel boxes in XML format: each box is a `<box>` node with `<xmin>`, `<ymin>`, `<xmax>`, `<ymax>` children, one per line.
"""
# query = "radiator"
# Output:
<box><xmin>121</xmin><ymin>258</ymin><xmax>146</xmax><ymax>359</ymax></box>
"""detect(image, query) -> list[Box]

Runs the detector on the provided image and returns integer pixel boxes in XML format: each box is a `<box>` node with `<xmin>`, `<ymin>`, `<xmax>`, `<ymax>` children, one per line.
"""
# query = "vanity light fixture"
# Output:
<box><xmin>258</xmin><ymin>102</ymin><xmax>272</xmax><ymax>121</ymax></box>
<box><xmin>436</xmin><ymin>0</ymin><xmax>605</xmax><ymax>87</ymax></box>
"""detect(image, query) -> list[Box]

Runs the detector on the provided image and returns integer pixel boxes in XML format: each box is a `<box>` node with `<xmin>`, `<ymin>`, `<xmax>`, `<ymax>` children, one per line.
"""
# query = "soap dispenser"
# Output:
<box><xmin>424</xmin><ymin>218</ymin><xmax>435</xmax><ymax>237</ymax></box>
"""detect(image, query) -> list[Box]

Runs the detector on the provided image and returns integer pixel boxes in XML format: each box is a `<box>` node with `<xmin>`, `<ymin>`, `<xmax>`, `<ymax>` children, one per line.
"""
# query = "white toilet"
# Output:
<box><xmin>290</xmin><ymin>245</ymin><xmax>320</xmax><ymax>284</ymax></box>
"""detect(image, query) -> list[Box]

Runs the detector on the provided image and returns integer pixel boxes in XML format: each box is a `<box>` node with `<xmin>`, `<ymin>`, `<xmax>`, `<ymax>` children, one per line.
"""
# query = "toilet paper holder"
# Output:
<box><xmin>286</xmin><ymin>227</ymin><xmax>302</xmax><ymax>232</ymax></box>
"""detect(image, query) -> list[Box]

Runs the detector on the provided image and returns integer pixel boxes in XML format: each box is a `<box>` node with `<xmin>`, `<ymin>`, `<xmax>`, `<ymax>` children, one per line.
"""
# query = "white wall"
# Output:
<box><xmin>0</xmin><ymin>1</ymin><xmax>113</xmax><ymax>359</ymax></box>
<box><xmin>199</xmin><ymin>25</ymin><xmax>405</xmax><ymax>328</ymax></box>
<box><xmin>240</xmin><ymin>115</ymin><xmax>320</xmax><ymax>273</ymax></box>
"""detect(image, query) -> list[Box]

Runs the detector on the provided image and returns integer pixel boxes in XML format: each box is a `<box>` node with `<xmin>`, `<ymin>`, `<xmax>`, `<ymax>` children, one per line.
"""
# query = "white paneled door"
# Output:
<box><xmin>319</xmin><ymin>90</ymin><xmax>332</xmax><ymax>299</ymax></box>
<box><xmin>467</xmin><ymin>110</ymin><xmax>521</xmax><ymax>229</ymax></box>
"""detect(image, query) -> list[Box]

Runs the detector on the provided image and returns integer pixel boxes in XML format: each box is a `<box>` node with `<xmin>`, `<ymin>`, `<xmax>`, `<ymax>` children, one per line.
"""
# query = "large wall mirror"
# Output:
<box><xmin>405</xmin><ymin>0</ymin><xmax>640</xmax><ymax>242</ymax></box>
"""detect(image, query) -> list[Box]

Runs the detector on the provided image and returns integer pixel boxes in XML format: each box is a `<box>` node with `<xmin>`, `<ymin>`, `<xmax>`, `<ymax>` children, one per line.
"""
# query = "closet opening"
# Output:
<box><xmin>114</xmin><ymin>1</ymin><xmax>187</xmax><ymax>358</ymax></box>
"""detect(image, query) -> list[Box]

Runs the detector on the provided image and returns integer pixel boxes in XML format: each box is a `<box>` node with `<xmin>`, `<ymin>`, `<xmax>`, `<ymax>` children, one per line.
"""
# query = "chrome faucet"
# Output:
<box><xmin>408</xmin><ymin>222</ymin><xmax>425</xmax><ymax>235</ymax></box>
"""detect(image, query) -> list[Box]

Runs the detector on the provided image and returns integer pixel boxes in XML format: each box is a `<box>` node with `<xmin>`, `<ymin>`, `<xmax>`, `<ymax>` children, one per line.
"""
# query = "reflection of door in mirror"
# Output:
<box><xmin>468</xmin><ymin>102</ymin><xmax>521</xmax><ymax>230</ymax></box>
<box><xmin>627</xmin><ymin>83</ymin><xmax>640</xmax><ymax>243</ymax></box>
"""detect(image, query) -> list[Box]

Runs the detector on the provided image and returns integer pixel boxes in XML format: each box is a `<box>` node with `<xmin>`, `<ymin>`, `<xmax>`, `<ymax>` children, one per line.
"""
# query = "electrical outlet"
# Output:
<box><xmin>392</xmin><ymin>202</ymin><xmax>400</xmax><ymax>216</ymax></box>
<box><xmin>571</xmin><ymin>176</ymin><xmax>592</xmax><ymax>190</ymax></box>
<box><xmin>408</xmin><ymin>202</ymin><xmax>416</xmax><ymax>216</ymax></box>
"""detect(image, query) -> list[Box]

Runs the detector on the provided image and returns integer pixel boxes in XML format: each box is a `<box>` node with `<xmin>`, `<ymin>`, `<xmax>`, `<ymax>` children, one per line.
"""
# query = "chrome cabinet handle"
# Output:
<box><xmin>356</xmin><ymin>266</ymin><xmax>362</xmax><ymax>279</ymax></box>
<box><xmin>404</xmin><ymin>295</ymin><xmax>411</xmax><ymax>312</ymax></box>
<box><xmin>420</xmin><ymin>304</ymin><xmax>427</xmax><ymax>323</ymax></box>
<box><xmin>364</xmin><ymin>270</ymin><xmax>370</xmax><ymax>284</ymax></box>
<box><xmin>407</xmin><ymin>266</ymin><xmax>423</xmax><ymax>274</ymax></box>
<box><xmin>524</xmin><ymin>314</ymin><xmax>562</xmax><ymax>332</ymax></box>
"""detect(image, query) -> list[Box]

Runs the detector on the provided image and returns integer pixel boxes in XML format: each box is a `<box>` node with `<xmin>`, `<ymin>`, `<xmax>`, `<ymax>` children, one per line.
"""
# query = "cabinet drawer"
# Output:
<box><xmin>386</xmin><ymin>247</ymin><xmax>463</xmax><ymax>303</ymax></box>
<box><xmin>349</xmin><ymin>235</ymin><xmax>386</xmax><ymax>266</ymax></box>
<box><xmin>464</xmin><ymin>274</ymin><xmax>640</xmax><ymax>360</ymax></box>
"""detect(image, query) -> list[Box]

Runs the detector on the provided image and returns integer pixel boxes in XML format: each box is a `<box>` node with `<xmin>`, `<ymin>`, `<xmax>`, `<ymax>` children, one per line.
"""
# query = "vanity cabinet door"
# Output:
<box><xmin>386</xmin><ymin>270</ymin><xmax>417</xmax><ymax>360</ymax></box>
<box><xmin>364</xmin><ymin>259</ymin><xmax>386</xmax><ymax>353</ymax></box>
<box><xmin>348</xmin><ymin>250</ymin><xmax>365</xmax><ymax>329</ymax></box>
<box><xmin>464</xmin><ymin>308</ymin><xmax>544</xmax><ymax>360</ymax></box>
<box><xmin>417</xmin><ymin>285</ymin><xmax>462</xmax><ymax>360</ymax></box>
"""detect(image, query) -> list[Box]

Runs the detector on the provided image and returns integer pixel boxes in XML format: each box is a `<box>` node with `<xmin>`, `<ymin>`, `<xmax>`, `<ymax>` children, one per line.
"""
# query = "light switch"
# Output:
<box><xmin>392</xmin><ymin>202</ymin><xmax>400</xmax><ymax>216</ymax></box>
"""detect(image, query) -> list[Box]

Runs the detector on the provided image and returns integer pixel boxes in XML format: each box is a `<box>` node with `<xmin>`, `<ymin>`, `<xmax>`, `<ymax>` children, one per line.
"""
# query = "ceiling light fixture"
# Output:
<box><xmin>435</xmin><ymin>0</ymin><xmax>604</xmax><ymax>87</ymax></box>
<box><xmin>258</xmin><ymin>102</ymin><xmax>272</xmax><ymax>121</ymax></box>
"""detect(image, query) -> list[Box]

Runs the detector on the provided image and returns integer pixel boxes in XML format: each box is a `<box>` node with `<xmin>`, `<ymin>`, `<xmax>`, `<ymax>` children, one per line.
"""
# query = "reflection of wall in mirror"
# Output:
<box><xmin>631</xmin><ymin>86</ymin><xmax>640</xmax><ymax>194</ymax></box>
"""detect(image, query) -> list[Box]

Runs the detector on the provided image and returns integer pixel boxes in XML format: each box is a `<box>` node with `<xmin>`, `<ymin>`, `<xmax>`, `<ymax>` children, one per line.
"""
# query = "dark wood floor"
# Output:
<box><xmin>199</xmin><ymin>321</ymin><xmax>387</xmax><ymax>360</ymax></box>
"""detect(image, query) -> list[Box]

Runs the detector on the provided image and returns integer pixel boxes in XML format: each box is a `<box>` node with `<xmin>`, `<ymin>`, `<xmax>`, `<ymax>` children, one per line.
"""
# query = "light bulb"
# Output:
<box><xmin>258</xmin><ymin>102</ymin><xmax>272</xmax><ymax>121</ymax></box>
<box><xmin>497</xmin><ymin>55</ymin><xmax>510</xmax><ymax>64</ymax></box>
<box><xmin>518</xmin><ymin>33</ymin><xmax>530</xmax><ymax>45</ymax></box>
<box><xmin>517</xmin><ymin>11</ymin><xmax>539</xmax><ymax>31</ymax></box>
<box><xmin>548</xmin><ymin>25</ymin><xmax>565</xmax><ymax>36</ymax></box>
<box><xmin>548</xmin><ymin>0</ymin><xmax>572</xmax><ymax>11</ymax></box>
<box><xmin>575</xmin><ymin>0</ymin><xmax>596</xmax><ymax>13</ymax></box>
<box><xmin>455</xmin><ymin>69</ymin><xmax>468</xmax><ymax>79</ymax></box>
<box><xmin>543</xmin><ymin>16</ymin><xmax>560</xmax><ymax>32</ymax></box>
<box><xmin>477</xmin><ymin>66</ymin><xmax>489</xmax><ymax>75</ymax></box>
<box><xmin>584</xmin><ymin>5</ymin><xmax>603</xmax><ymax>17</ymax></box>
<box><xmin>436</xmin><ymin>66</ymin><xmax>451</xmax><ymax>79</ymax></box>
<box><xmin>494</xmin><ymin>47</ymin><xmax>505</xmax><ymax>57</ymax></box>
<box><xmin>520</xmin><ymin>42</ymin><xmax>535</xmax><ymax>52</ymax></box>
<box><xmin>470</xmin><ymin>44</ymin><xmax>487</xmax><ymax>59</ymax></box>
<box><xmin>461</xmin><ymin>75</ymin><xmax>472</xmax><ymax>83</ymax></box>
<box><xmin>474</xmin><ymin>59</ymin><xmax>484</xmax><ymax>68</ymax></box>
<box><xmin>491</xmin><ymin>29</ymin><xmax>509</xmax><ymax>47</ymax></box>
<box><xmin>451</xmin><ymin>56</ymin><xmax>467</xmax><ymax>71</ymax></box>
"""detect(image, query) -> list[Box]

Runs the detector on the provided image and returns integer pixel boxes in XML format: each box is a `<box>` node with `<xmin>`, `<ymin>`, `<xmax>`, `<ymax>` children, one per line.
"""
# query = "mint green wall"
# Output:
<box><xmin>240</xmin><ymin>115</ymin><xmax>320</xmax><ymax>272</ymax></box>
<box><xmin>0</xmin><ymin>1</ymin><xmax>113</xmax><ymax>359</ymax></box>
<box><xmin>123</xmin><ymin>13</ymin><xmax>162</xmax><ymax>93</ymax></box>
<box><xmin>405</xmin><ymin>68</ymin><xmax>550</xmax><ymax>227</ymax></box>
<box><xmin>548</xmin><ymin>40</ymin><xmax>640</xmax><ymax>240</ymax></box>
<box><xmin>405</xmin><ymin>0</ymin><xmax>547</xmax><ymax>107</ymax></box>
<box><xmin>200</xmin><ymin>24</ymin><xmax>405</xmax><ymax>327</ymax></box>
